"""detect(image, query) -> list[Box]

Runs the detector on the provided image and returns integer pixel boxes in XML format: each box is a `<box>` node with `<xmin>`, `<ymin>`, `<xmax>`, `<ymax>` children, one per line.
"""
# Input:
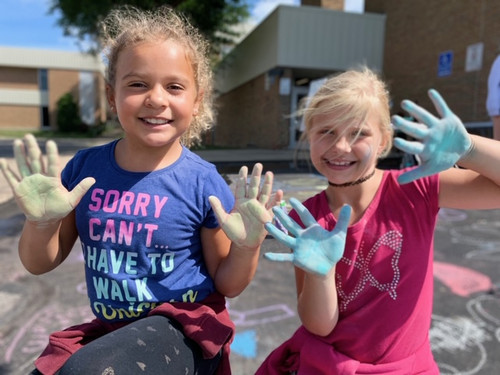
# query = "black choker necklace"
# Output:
<box><xmin>328</xmin><ymin>169</ymin><xmax>376</xmax><ymax>188</ymax></box>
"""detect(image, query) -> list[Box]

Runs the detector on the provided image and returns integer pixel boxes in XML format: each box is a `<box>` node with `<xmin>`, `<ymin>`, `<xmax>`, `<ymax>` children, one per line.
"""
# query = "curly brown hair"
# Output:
<box><xmin>99</xmin><ymin>5</ymin><xmax>214</xmax><ymax>148</ymax></box>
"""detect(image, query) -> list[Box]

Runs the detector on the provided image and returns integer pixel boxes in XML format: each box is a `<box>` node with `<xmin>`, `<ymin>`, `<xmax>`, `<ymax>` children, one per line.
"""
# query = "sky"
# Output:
<box><xmin>0</xmin><ymin>0</ymin><xmax>303</xmax><ymax>52</ymax></box>
<box><xmin>0</xmin><ymin>0</ymin><xmax>364</xmax><ymax>52</ymax></box>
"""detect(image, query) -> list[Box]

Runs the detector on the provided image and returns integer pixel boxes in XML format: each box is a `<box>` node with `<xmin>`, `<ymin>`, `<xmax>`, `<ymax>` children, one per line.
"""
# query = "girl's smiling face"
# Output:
<box><xmin>107</xmin><ymin>39</ymin><xmax>200</xmax><ymax>150</ymax></box>
<box><xmin>309</xmin><ymin>109</ymin><xmax>386</xmax><ymax>185</ymax></box>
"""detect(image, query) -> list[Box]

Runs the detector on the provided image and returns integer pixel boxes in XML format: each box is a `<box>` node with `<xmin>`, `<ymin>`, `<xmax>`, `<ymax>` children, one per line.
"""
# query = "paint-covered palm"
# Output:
<box><xmin>209</xmin><ymin>163</ymin><xmax>282</xmax><ymax>249</ymax></box>
<box><xmin>0</xmin><ymin>134</ymin><xmax>95</xmax><ymax>225</ymax></box>
<box><xmin>264</xmin><ymin>198</ymin><xmax>351</xmax><ymax>276</ymax></box>
<box><xmin>392</xmin><ymin>89</ymin><xmax>472</xmax><ymax>184</ymax></box>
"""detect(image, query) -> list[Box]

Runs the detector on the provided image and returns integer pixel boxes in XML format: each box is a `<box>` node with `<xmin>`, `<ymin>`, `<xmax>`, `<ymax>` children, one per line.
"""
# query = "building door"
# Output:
<box><xmin>289</xmin><ymin>85</ymin><xmax>308</xmax><ymax>149</ymax></box>
<box><xmin>79</xmin><ymin>71</ymin><xmax>95</xmax><ymax>126</ymax></box>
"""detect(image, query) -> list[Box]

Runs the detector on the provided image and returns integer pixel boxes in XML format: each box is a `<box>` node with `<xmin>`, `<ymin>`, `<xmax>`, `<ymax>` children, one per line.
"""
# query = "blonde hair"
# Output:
<box><xmin>100</xmin><ymin>5</ymin><xmax>214</xmax><ymax>148</ymax></box>
<box><xmin>301</xmin><ymin>67</ymin><xmax>393</xmax><ymax>157</ymax></box>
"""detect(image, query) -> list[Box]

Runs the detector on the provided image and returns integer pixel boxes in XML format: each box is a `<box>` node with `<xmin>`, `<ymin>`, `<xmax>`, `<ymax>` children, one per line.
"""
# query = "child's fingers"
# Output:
<box><xmin>209</xmin><ymin>195</ymin><xmax>229</xmax><ymax>226</ymax></box>
<box><xmin>334</xmin><ymin>204</ymin><xmax>352</xmax><ymax>235</ymax></box>
<box><xmin>13</xmin><ymin>139</ymin><xmax>31</xmax><ymax>178</ymax></box>
<box><xmin>397</xmin><ymin>165</ymin><xmax>434</xmax><ymax>184</ymax></box>
<box><xmin>0</xmin><ymin>158</ymin><xmax>19</xmax><ymax>191</ymax></box>
<box><xmin>428</xmin><ymin>89</ymin><xmax>452</xmax><ymax>118</ymax></box>
<box><xmin>258</xmin><ymin>171</ymin><xmax>273</xmax><ymax>205</ymax></box>
<box><xmin>265</xmin><ymin>222</ymin><xmax>295</xmax><ymax>248</ymax></box>
<box><xmin>392</xmin><ymin>116</ymin><xmax>428</xmax><ymax>139</ymax></box>
<box><xmin>68</xmin><ymin>177</ymin><xmax>96</xmax><ymax>208</ymax></box>
<box><xmin>272</xmin><ymin>206</ymin><xmax>300</xmax><ymax>237</ymax></box>
<box><xmin>289</xmin><ymin>197</ymin><xmax>317</xmax><ymax>227</ymax></box>
<box><xmin>46</xmin><ymin>140</ymin><xmax>60</xmax><ymax>177</ymax></box>
<box><xmin>234</xmin><ymin>165</ymin><xmax>248</xmax><ymax>199</ymax></box>
<box><xmin>24</xmin><ymin>134</ymin><xmax>43</xmax><ymax>174</ymax></box>
<box><xmin>393</xmin><ymin>137</ymin><xmax>424</xmax><ymax>155</ymax></box>
<box><xmin>401</xmin><ymin>99</ymin><xmax>437</xmax><ymax>128</ymax></box>
<box><xmin>247</xmin><ymin>163</ymin><xmax>263</xmax><ymax>199</ymax></box>
<box><xmin>266</xmin><ymin>189</ymin><xmax>284</xmax><ymax>210</ymax></box>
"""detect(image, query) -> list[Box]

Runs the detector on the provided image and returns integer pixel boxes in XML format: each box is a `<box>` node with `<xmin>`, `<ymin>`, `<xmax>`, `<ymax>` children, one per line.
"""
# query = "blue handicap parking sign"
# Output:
<box><xmin>438</xmin><ymin>51</ymin><xmax>453</xmax><ymax>77</ymax></box>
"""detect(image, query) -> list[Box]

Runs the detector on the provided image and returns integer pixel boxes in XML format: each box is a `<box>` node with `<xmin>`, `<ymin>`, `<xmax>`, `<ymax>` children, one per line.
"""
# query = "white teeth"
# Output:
<box><xmin>329</xmin><ymin>161</ymin><xmax>351</xmax><ymax>166</ymax></box>
<box><xmin>144</xmin><ymin>118</ymin><xmax>169</xmax><ymax>125</ymax></box>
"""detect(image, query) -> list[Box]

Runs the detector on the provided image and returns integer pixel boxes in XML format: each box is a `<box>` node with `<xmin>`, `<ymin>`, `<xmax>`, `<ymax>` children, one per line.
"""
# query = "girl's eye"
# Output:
<box><xmin>318</xmin><ymin>129</ymin><xmax>333</xmax><ymax>135</ymax></box>
<box><xmin>129</xmin><ymin>82</ymin><xmax>146</xmax><ymax>88</ymax></box>
<box><xmin>352</xmin><ymin>129</ymin><xmax>369</xmax><ymax>137</ymax></box>
<box><xmin>168</xmin><ymin>84</ymin><xmax>184</xmax><ymax>91</ymax></box>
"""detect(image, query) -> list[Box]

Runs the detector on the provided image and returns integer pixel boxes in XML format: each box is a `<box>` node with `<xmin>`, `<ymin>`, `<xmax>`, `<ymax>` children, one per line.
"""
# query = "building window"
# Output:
<box><xmin>39</xmin><ymin>69</ymin><xmax>48</xmax><ymax>91</ymax></box>
<box><xmin>41</xmin><ymin>106</ymin><xmax>50</xmax><ymax>128</ymax></box>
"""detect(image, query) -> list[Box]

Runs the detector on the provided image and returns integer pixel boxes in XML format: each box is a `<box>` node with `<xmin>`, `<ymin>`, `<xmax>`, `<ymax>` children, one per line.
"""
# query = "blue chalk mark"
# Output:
<box><xmin>231</xmin><ymin>329</ymin><xmax>257</xmax><ymax>358</ymax></box>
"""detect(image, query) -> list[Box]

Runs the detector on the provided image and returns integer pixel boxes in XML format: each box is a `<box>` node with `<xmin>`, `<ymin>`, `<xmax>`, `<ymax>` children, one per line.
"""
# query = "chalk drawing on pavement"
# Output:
<box><xmin>228</xmin><ymin>303</ymin><xmax>295</xmax><ymax>327</ymax></box>
<box><xmin>231</xmin><ymin>330</ymin><xmax>257</xmax><ymax>358</ymax></box>
<box><xmin>438</xmin><ymin>208</ymin><xmax>468</xmax><ymax>222</ymax></box>
<box><xmin>433</xmin><ymin>261</ymin><xmax>493</xmax><ymax>297</ymax></box>
<box><xmin>431</xmin><ymin>314</ymin><xmax>489</xmax><ymax>375</ymax></box>
<box><xmin>227</xmin><ymin>303</ymin><xmax>296</xmax><ymax>358</ymax></box>
<box><xmin>431</xmin><ymin>293</ymin><xmax>500</xmax><ymax>375</ymax></box>
<box><xmin>3</xmin><ymin>304</ymin><xmax>93</xmax><ymax>365</ymax></box>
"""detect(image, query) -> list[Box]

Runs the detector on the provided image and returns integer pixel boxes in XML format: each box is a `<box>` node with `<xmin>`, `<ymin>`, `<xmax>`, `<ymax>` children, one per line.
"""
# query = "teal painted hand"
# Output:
<box><xmin>264</xmin><ymin>198</ymin><xmax>351</xmax><ymax>276</ymax></box>
<box><xmin>209</xmin><ymin>163</ymin><xmax>282</xmax><ymax>249</ymax></box>
<box><xmin>0</xmin><ymin>134</ymin><xmax>95</xmax><ymax>225</ymax></box>
<box><xmin>392</xmin><ymin>89</ymin><xmax>472</xmax><ymax>184</ymax></box>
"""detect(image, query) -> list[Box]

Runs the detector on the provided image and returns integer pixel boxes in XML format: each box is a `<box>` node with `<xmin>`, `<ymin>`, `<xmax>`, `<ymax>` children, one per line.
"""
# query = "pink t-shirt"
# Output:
<box><xmin>257</xmin><ymin>169</ymin><xmax>441</xmax><ymax>374</ymax></box>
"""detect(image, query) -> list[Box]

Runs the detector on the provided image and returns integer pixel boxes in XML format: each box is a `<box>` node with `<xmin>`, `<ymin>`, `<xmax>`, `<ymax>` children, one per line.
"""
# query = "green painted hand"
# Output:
<box><xmin>0</xmin><ymin>134</ymin><xmax>95</xmax><ymax>225</ymax></box>
<box><xmin>209</xmin><ymin>163</ymin><xmax>281</xmax><ymax>249</ymax></box>
<box><xmin>264</xmin><ymin>198</ymin><xmax>351</xmax><ymax>276</ymax></box>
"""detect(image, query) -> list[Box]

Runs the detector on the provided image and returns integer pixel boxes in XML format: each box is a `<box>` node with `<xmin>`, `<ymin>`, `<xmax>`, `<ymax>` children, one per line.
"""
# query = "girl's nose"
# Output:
<box><xmin>334</xmin><ymin>136</ymin><xmax>351</xmax><ymax>152</ymax></box>
<box><xmin>145</xmin><ymin>85</ymin><xmax>168</xmax><ymax>108</ymax></box>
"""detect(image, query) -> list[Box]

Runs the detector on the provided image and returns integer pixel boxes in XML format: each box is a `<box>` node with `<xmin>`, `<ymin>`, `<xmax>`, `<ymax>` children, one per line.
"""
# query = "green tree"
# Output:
<box><xmin>56</xmin><ymin>93</ymin><xmax>81</xmax><ymax>133</ymax></box>
<box><xmin>49</xmin><ymin>0</ymin><xmax>250</xmax><ymax>59</ymax></box>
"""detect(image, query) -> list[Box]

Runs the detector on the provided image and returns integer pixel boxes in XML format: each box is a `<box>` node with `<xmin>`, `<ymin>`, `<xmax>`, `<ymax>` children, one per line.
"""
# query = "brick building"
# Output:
<box><xmin>0</xmin><ymin>46</ymin><xmax>106</xmax><ymax>131</ymax></box>
<box><xmin>214</xmin><ymin>0</ymin><xmax>499</xmax><ymax>149</ymax></box>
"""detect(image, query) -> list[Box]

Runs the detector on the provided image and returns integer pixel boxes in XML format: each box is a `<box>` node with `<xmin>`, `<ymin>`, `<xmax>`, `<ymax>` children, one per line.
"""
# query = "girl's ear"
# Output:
<box><xmin>106</xmin><ymin>84</ymin><xmax>116</xmax><ymax>113</ymax></box>
<box><xmin>193</xmin><ymin>90</ymin><xmax>204</xmax><ymax>116</ymax></box>
<box><xmin>378</xmin><ymin>129</ymin><xmax>391</xmax><ymax>156</ymax></box>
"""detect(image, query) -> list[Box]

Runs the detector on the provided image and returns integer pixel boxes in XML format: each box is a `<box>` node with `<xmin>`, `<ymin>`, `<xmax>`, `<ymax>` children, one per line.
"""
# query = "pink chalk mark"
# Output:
<box><xmin>434</xmin><ymin>261</ymin><xmax>492</xmax><ymax>297</ymax></box>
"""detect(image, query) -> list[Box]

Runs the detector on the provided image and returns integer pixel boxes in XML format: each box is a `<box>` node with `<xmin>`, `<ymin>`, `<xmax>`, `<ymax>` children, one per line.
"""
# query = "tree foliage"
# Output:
<box><xmin>49</xmin><ymin>0</ymin><xmax>250</xmax><ymax>58</ymax></box>
<box><xmin>56</xmin><ymin>93</ymin><xmax>80</xmax><ymax>133</ymax></box>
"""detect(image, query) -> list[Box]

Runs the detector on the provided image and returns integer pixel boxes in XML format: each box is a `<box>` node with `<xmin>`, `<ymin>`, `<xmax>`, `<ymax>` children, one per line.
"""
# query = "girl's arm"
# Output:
<box><xmin>265</xmin><ymin>198</ymin><xmax>351</xmax><ymax>336</ymax></box>
<box><xmin>207</xmin><ymin>163</ymin><xmax>282</xmax><ymax>297</ymax></box>
<box><xmin>0</xmin><ymin>134</ymin><xmax>94</xmax><ymax>274</ymax></box>
<box><xmin>439</xmin><ymin>134</ymin><xmax>500</xmax><ymax>209</ymax></box>
<box><xmin>294</xmin><ymin>266</ymin><xmax>340</xmax><ymax>337</ymax></box>
<box><xmin>19</xmin><ymin>211</ymin><xmax>78</xmax><ymax>274</ymax></box>
<box><xmin>201</xmin><ymin>226</ymin><xmax>259</xmax><ymax>298</ymax></box>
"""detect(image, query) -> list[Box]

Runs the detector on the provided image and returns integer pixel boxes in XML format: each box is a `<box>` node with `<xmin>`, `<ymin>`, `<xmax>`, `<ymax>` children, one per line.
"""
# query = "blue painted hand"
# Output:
<box><xmin>392</xmin><ymin>89</ymin><xmax>473</xmax><ymax>184</ymax></box>
<box><xmin>264</xmin><ymin>197</ymin><xmax>351</xmax><ymax>277</ymax></box>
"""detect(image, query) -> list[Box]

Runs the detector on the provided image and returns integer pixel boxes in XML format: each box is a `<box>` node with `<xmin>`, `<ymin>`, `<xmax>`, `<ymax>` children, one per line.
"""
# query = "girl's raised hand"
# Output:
<box><xmin>209</xmin><ymin>163</ymin><xmax>283</xmax><ymax>249</ymax></box>
<box><xmin>392</xmin><ymin>89</ymin><xmax>473</xmax><ymax>184</ymax></box>
<box><xmin>264</xmin><ymin>198</ymin><xmax>351</xmax><ymax>276</ymax></box>
<box><xmin>0</xmin><ymin>134</ymin><xmax>95</xmax><ymax>226</ymax></box>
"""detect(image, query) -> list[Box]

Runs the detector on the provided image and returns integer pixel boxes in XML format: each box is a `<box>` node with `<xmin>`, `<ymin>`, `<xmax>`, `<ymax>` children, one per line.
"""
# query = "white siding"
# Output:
<box><xmin>216</xmin><ymin>5</ymin><xmax>385</xmax><ymax>93</ymax></box>
<box><xmin>0</xmin><ymin>46</ymin><xmax>104</xmax><ymax>72</ymax></box>
<box><xmin>276</xmin><ymin>7</ymin><xmax>385</xmax><ymax>71</ymax></box>
<box><xmin>0</xmin><ymin>88</ymin><xmax>48</xmax><ymax>106</ymax></box>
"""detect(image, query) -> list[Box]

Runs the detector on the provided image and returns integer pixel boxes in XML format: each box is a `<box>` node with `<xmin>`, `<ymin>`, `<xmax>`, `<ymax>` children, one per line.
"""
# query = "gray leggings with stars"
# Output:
<box><xmin>54</xmin><ymin>315</ymin><xmax>221</xmax><ymax>375</ymax></box>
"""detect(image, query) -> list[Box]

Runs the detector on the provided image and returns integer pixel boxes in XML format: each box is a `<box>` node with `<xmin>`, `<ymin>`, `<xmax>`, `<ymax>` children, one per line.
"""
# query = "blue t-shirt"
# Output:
<box><xmin>61</xmin><ymin>140</ymin><xmax>234</xmax><ymax>322</ymax></box>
